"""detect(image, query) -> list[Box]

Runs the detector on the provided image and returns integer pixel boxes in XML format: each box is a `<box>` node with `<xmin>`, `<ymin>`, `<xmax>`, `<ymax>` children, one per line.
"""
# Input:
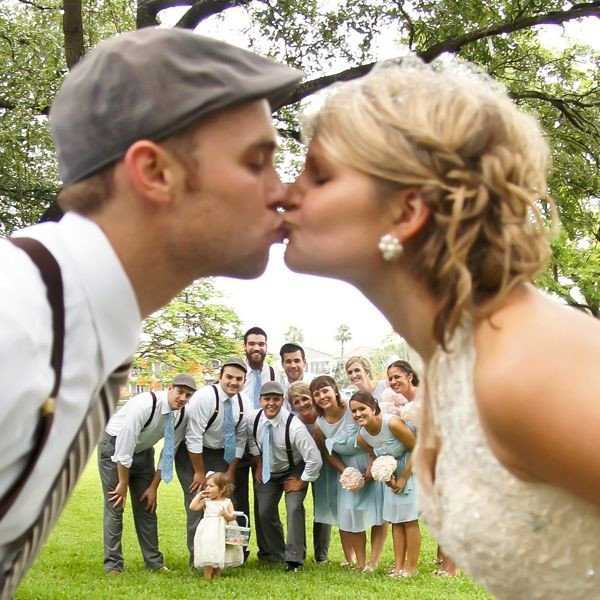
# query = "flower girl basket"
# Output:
<box><xmin>225</xmin><ymin>511</ymin><xmax>250</xmax><ymax>547</ymax></box>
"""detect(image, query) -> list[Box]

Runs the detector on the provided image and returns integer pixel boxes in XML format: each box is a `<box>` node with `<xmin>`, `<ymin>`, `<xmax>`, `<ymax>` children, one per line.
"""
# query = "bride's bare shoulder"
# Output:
<box><xmin>471</xmin><ymin>286</ymin><xmax>600</xmax><ymax>487</ymax></box>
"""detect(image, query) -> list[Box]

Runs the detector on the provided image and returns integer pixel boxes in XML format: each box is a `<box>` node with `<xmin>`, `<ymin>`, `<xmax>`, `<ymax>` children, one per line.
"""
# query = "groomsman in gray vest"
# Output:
<box><xmin>0</xmin><ymin>27</ymin><xmax>300</xmax><ymax>596</ymax></box>
<box><xmin>249</xmin><ymin>382</ymin><xmax>322</xmax><ymax>571</ymax></box>
<box><xmin>175</xmin><ymin>358</ymin><xmax>250</xmax><ymax>564</ymax></box>
<box><xmin>98</xmin><ymin>373</ymin><xmax>196</xmax><ymax>573</ymax></box>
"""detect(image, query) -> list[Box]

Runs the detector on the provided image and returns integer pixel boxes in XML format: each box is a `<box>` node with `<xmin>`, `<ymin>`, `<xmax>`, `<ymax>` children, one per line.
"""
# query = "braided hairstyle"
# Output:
<box><xmin>303</xmin><ymin>58</ymin><xmax>557</xmax><ymax>349</ymax></box>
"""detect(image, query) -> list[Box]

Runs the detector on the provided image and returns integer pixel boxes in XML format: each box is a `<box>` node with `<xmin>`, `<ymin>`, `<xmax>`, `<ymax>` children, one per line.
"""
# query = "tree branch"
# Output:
<box><xmin>395</xmin><ymin>0</ymin><xmax>416</xmax><ymax>50</ymax></box>
<box><xmin>175</xmin><ymin>0</ymin><xmax>255</xmax><ymax>30</ymax></box>
<box><xmin>15</xmin><ymin>0</ymin><xmax>57</xmax><ymax>10</ymax></box>
<box><xmin>512</xmin><ymin>89</ymin><xmax>600</xmax><ymax>133</ymax></box>
<box><xmin>419</xmin><ymin>2</ymin><xmax>600</xmax><ymax>62</ymax></box>
<box><xmin>279</xmin><ymin>2</ymin><xmax>600</xmax><ymax>109</ymax></box>
<box><xmin>63</xmin><ymin>0</ymin><xmax>85</xmax><ymax>69</ymax></box>
<box><xmin>137</xmin><ymin>0</ymin><xmax>255</xmax><ymax>28</ymax></box>
<box><xmin>284</xmin><ymin>61</ymin><xmax>375</xmax><ymax>106</ymax></box>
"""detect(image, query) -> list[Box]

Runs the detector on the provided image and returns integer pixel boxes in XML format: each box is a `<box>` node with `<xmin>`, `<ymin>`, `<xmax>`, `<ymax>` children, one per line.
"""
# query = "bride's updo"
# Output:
<box><xmin>303</xmin><ymin>58</ymin><xmax>557</xmax><ymax>348</ymax></box>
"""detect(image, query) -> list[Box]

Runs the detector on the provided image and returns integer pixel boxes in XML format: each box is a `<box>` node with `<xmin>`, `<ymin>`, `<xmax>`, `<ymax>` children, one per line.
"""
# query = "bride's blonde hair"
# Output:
<box><xmin>303</xmin><ymin>58</ymin><xmax>557</xmax><ymax>348</ymax></box>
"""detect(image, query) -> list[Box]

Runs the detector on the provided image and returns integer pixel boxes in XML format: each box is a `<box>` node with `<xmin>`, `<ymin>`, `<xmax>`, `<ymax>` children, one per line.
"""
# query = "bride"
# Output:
<box><xmin>282</xmin><ymin>58</ymin><xmax>600</xmax><ymax>599</ymax></box>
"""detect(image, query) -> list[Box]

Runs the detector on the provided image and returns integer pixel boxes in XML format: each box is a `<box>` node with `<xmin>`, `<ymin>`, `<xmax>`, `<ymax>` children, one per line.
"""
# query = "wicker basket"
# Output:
<box><xmin>225</xmin><ymin>512</ymin><xmax>250</xmax><ymax>546</ymax></box>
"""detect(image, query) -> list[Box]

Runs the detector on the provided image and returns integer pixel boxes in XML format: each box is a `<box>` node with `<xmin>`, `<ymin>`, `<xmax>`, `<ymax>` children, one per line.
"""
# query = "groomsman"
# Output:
<box><xmin>175</xmin><ymin>358</ymin><xmax>249</xmax><ymax>565</ymax></box>
<box><xmin>98</xmin><ymin>373</ymin><xmax>196</xmax><ymax>573</ymax></box>
<box><xmin>249</xmin><ymin>382</ymin><xmax>322</xmax><ymax>572</ymax></box>
<box><xmin>279</xmin><ymin>342</ymin><xmax>309</xmax><ymax>405</ymax></box>
<box><xmin>240</xmin><ymin>326</ymin><xmax>275</xmax><ymax>559</ymax></box>
<box><xmin>244</xmin><ymin>326</ymin><xmax>275</xmax><ymax>408</ymax></box>
<box><xmin>288</xmin><ymin>382</ymin><xmax>332</xmax><ymax>564</ymax></box>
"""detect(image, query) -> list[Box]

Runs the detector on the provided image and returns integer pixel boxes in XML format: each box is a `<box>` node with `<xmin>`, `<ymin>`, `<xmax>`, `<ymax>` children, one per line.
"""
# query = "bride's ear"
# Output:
<box><xmin>388</xmin><ymin>189</ymin><xmax>430</xmax><ymax>242</ymax></box>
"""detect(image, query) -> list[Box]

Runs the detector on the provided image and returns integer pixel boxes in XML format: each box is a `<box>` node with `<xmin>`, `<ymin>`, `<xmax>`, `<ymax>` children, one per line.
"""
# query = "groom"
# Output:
<box><xmin>0</xmin><ymin>26</ymin><xmax>301</xmax><ymax>596</ymax></box>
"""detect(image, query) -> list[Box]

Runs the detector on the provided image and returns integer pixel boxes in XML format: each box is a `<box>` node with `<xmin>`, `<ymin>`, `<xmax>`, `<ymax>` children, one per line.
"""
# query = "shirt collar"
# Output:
<box><xmin>58</xmin><ymin>212</ymin><xmax>141</xmax><ymax>380</ymax></box>
<box><xmin>159</xmin><ymin>391</ymin><xmax>172</xmax><ymax>415</ymax></box>
<box><xmin>266</xmin><ymin>407</ymin><xmax>289</xmax><ymax>427</ymax></box>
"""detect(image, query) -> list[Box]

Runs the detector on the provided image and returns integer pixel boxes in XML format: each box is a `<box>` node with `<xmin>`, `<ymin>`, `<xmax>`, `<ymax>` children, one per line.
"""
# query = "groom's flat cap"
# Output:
<box><xmin>50</xmin><ymin>27</ymin><xmax>303</xmax><ymax>185</ymax></box>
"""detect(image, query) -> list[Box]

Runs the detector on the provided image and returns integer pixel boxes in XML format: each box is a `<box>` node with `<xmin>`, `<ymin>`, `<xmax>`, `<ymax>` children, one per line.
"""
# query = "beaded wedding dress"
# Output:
<box><xmin>418</xmin><ymin>324</ymin><xmax>600</xmax><ymax>599</ymax></box>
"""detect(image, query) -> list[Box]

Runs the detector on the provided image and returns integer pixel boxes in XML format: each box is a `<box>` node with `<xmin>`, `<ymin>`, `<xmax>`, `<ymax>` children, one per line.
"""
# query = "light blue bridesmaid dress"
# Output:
<box><xmin>317</xmin><ymin>408</ymin><xmax>384</xmax><ymax>533</ymax></box>
<box><xmin>360</xmin><ymin>414</ymin><xmax>418</xmax><ymax>523</ymax></box>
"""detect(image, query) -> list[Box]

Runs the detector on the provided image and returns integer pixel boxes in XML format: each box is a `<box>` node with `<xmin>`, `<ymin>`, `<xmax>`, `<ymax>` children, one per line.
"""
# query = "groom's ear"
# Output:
<box><xmin>388</xmin><ymin>188</ymin><xmax>430</xmax><ymax>242</ymax></box>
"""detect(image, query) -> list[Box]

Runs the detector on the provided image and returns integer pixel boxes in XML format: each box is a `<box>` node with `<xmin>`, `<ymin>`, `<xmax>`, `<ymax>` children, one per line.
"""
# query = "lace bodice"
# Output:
<box><xmin>419</xmin><ymin>324</ymin><xmax>600</xmax><ymax>600</ymax></box>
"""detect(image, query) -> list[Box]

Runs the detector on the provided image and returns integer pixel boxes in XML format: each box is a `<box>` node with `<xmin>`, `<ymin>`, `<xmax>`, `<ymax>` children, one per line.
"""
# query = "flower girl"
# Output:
<box><xmin>189</xmin><ymin>471</ymin><xmax>243</xmax><ymax>580</ymax></box>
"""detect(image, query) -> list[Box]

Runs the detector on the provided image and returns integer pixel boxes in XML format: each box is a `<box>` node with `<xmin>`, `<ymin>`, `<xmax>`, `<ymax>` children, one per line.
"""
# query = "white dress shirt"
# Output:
<box><xmin>248</xmin><ymin>408</ymin><xmax>322</xmax><ymax>482</ymax></box>
<box><xmin>0</xmin><ymin>212</ymin><xmax>140</xmax><ymax>545</ymax></box>
<box><xmin>244</xmin><ymin>362</ymin><xmax>274</xmax><ymax>409</ymax></box>
<box><xmin>106</xmin><ymin>391</ymin><xmax>185</xmax><ymax>468</ymax></box>
<box><xmin>186</xmin><ymin>384</ymin><xmax>250</xmax><ymax>459</ymax></box>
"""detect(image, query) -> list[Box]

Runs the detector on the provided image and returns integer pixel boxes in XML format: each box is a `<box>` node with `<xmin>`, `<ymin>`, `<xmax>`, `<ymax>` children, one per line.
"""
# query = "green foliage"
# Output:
<box><xmin>134</xmin><ymin>279</ymin><xmax>242</xmax><ymax>383</ymax></box>
<box><xmin>367</xmin><ymin>333</ymin><xmax>412</xmax><ymax>379</ymax></box>
<box><xmin>1</xmin><ymin>0</ymin><xmax>599</xmax><ymax>313</ymax></box>
<box><xmin>0</xmin><ymin>2</ymin><xmax>64</xmax><ymax>233</ymax></box>
<box><xmin>284</xmin><ymin>325</ymin><xmax>305</xmax><ymax>344</ymax></box>
<box><xmin>334</xmin><ymin>323</ymin><xmax>352</xmax><ymax>359</ymax></box>
<box><xmin>19</xmin><ymin>458</ymin><xmax>492</xmax><ymax>599</ymax></box>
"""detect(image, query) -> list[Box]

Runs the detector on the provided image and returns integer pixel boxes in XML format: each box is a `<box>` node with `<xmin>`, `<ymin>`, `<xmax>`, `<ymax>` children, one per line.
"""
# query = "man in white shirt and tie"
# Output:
<box><xmin>239</xmin><ymin>326</ymin><xmax>275</xmax><ymax>560</ymax></box>
<box><xmin>279</xmin><ymin>342</ymin><xmax>311</xmax><ymax>408</ymax></box>
<box><xmin>249</xmin><ymin>382</ymin><xmax>322</xmax><ymax>572</ymax></box>
<box><xmin>176</xmin><ymin>357</ymin><xmax>250</xmax><ymax>565</ymax></box>
<box><xmin>98</xmin><ymin>373</ymin><xmax>196</xmax><ymax>573</ymax></box>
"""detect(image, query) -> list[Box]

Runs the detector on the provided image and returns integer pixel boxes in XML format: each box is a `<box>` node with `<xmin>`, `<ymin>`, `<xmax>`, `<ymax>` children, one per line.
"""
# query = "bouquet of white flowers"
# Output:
<box><xmin>340</xmin><ymin>466</ymin><xmax>365</xmax><ymax>491</ymax></box>
<box><xmin>371</xmin><ymin>455</ymin><xmax>398</xmax><ymax>482</ymax></box>
<box><xmin>399</xmin><ymin>399</ymin><xmax>420</xmax><ymax>424</ymax></box>
<box><xmin>378</xmin><ymin>388</ymin><xmax>407</xmax><ymax>417</ymax></box>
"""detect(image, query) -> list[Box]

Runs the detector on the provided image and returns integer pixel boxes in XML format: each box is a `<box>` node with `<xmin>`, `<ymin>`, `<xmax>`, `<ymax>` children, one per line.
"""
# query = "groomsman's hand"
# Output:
<box><xmin>108</xmin><ymin>481</ymin><xmax>128</xmax><ymax>508</ymax></box>
<box><xmin>253</xmin><ymin>461</ymin><xmax>263</xmax><ymax>484</ymax></box>
<box><xmin>283</xmin><ymin>477</ymin><xmax>307</xmax><ymax>492</ymax></box>
<box><xmin>140</xmin><ymin>486</ymin><xmax>157</xmax><ymax>512</ymax></box>
<box><xmin>190</xmin><ymin>471</ymin><xmax>205</xmax><ymax>492</ymax></box>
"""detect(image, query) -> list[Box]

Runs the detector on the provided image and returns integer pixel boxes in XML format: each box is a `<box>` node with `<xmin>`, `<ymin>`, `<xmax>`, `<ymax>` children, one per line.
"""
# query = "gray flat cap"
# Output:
<box><xmin>260</xmin><ymin>381</ymin><xmax>284</xmax><ymax>396</ymax></box>
<box><xmin>172</xmin><ymin>373</ymin><xmax>197</xmax><ymax>391</ymax></box>
<box><xmin>221</xmin><ymin>357</ymin><xmax>247</xmax><ymax>373</ymax></box>
<box><xmin>50</xmin><ymin>27</ymin><xmax>303</xmax><ymax>185</ymax></box>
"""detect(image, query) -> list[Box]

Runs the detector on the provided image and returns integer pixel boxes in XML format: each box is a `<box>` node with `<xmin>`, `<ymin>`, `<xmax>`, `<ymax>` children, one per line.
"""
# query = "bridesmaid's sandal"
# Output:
<box><xmin>388</xmin><ymin>569</ymin><xmax>405</xmax><ymax>578</ymax></box>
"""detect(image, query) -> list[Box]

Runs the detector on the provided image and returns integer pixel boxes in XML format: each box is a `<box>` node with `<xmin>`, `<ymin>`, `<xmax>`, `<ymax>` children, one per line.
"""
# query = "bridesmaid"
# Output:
<box><xmin>309</xmin><ymin>375</ymin><xmax>384</xmax><ymax>571</ymax></box>
<box><xmin>345</xmin><ymin>356</ymin><xmax>387</xmax><ymax>401</ymax></box>
<box><xmin>352</xmin><ymin>391</ymin><xmax>420</xmax><ymax>577</ymax></box>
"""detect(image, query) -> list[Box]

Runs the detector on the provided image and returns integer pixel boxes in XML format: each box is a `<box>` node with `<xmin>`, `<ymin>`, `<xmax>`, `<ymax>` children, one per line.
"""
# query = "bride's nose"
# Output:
<box><xmin>277</xmin><ymin>180</ymin><xmax>303</xmax><ymax>212</ymax></box>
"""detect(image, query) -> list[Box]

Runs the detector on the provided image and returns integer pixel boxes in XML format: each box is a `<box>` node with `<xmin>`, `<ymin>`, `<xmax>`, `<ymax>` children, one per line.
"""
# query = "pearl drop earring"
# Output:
<box><xmin>378</xmin><ymin>233</ymin><xmax>403</xmax><ymax>261</ymax></box>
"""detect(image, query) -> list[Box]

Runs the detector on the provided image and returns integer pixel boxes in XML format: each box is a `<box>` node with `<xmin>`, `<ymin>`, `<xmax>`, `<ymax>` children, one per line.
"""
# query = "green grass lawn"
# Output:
<box><xmin>16</xmin><ymin>456</ymin><xmax>492</xmax><ymax>599</ymax></box>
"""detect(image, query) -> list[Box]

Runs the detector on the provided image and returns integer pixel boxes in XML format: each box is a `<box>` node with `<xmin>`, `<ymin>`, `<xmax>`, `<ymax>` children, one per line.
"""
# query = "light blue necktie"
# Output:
<box><xmin>223</xmin><ymin>397</ymin><xmax>236</xmax><ymax>464</ymax></box>
<box><xmin>162</xmin><ymin>412</ymin><xmax>175</xmax><ymax>483</ymax></box>
<box><xmin>252</xmin><ymin>369</ymin><xmax>262</xmax><ymax>409</ymax></box>
<box><xmin>261</xmin><ymin>421</ymin><xmax>273</xmax><ymax>483</ymax></box>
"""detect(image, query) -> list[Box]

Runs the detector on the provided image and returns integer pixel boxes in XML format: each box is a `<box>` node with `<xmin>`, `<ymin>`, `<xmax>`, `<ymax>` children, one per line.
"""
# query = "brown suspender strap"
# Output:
<box><xmin>206</xmin><ymin>386</ymin><xmax>243</xmax><ymax>432</ymax></box>
<box><xmin>142</xmin><ymin>392</ymin><xmax>158</xmax><ymax>430</ymax></box>
<box><xmin>253</xmin><ymin>411</ymin><xmax>295</xmax><ymax>470</ymax></box>
<box><xmin>285</xmin><ymin>414</ymin><xmax>295</xmax><ymax>469</ymax></box>
<box><xmin>0</xmin><ymin>238</ymin><xmax>65</xmax><ymax>520</ymax></box>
